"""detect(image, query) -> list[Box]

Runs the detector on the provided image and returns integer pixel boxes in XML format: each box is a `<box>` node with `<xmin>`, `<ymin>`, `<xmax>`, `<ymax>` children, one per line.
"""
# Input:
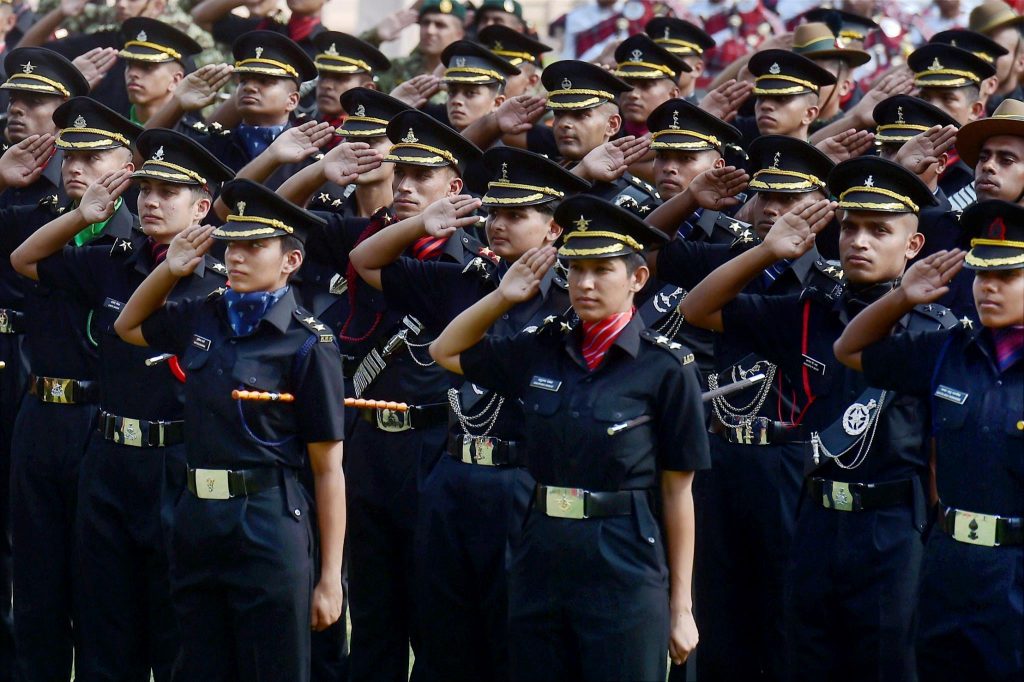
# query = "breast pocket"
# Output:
<box><xmin>232</xmin><ymin>357</ymin><xmax>295</xmax><ymax>443</ymax></box>
<box><xmin>592</xmin><ymin>398</ymin><xmax>653</xmax><ymax>451</ymax></box>
<box><xmin>523</xmin><ymin>386</ymin><xmax>563</xmax><ymax>416</ymax></box>
<box><xmin>932</xmin><ymin>394</ymin><xmax>970</xmax><ymax>434</ymax></box>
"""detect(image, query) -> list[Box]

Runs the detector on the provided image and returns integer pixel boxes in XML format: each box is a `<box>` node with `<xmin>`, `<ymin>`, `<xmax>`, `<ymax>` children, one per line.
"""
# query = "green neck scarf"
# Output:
<box><xmin>73</xmin><ymin>197</ymin><xmax>123</xmax><ymax>247</ymax></box>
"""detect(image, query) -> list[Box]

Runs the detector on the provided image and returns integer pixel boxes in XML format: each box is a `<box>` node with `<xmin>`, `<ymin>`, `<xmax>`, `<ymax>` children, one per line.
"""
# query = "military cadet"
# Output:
<box><xmin>116</xmin><ymin>17</ymin><xmax>202</xmax><ymax>128</ymax></box>
<box><xmin>371</xmin><ymin>0</ymin><xmax>466</xmax><ymax>98</ymax></box>
<box><xmin>651</xmin><ymin>133</ymin><xmax>837</xmax><ymax>682</ymax></box>
<box><xmin>789</xmin><ymin>22</ymin><xmax>872</xmax><ymax>134</ymax></box>
<box><xmin>311</xmin><ymin>31</ymin><xmax>390</xmax><ymax>134</ymax></box>
<box><xmin>349</xmin><ymin>147</ymin><xmax>587</xmax><ymax>680</ymax></box>
<box><xmin>969</xmin><ymin>0</ymin><xmax>1024</xmax><ymax>113</ymax></box>
<box><xmin>909</xmin><ymin>43</ymin><xmax>996</xmax><ymax>198</ymax></box>
<box><xmin>0</xmin><ymin>97</ymin><xmax>139</xmax><ymax>682</ymax></box>
<box><xmin>429</xmin><ymin>194</ymin><xmax>709</xmax><ymax>681</ymax></box>
<box><xmin>192</xmin><ymin>0</ymin><xmax>327</xmax><ymax>62</ymax></box>
<box><xmin>472</xmin><ymin>0</ymin><xmax>527</xmax><ymax>33</ymax></box>
<box><xmin>737</xmin><ymin>49</ymin><xmax>837</xmax><ymax>146</ymax></box>
<box><xmin>477</xmin><ymin>25</ymin><xmax>550</xmax><ymax>98</ymax></box>
<box><xmin>10</xmin><ymin>121</ymin><xmax>232</xmax><ymax>681</ymax></box>
<box><xmin>929</xmin><ymin>28</ymin><xmax>1008</xmax><ymax>100</ymax></box>
<box><xmin>611</xmin><ymin>33</ymin><xmax>689</xmax><ymax>138</ymax></box>
<box><xmin>681</xmin><ymin>157</ymin><xmax>959</xmax><ymax>681</ymax></box>
<box><xmin>113</xmin><ymin>178</ymin><xmax>346</xmax><ymax>681</ymax></box>
<box><xmin>437</xmin><ymin>39</ymin><xmax>518</xmax><ymax>132</ymax></box>
<box><xmin>0</xmin><ymin>47</ymin><xmax>89</xmax><ymax>207</ymax></box>
<box><xmin>835</xmin><ymin>200</ymin><xmax>1023</xmax><ymax>682</ymax></box>
<box><xmin>645</xmin><ymin>16</ymin><xmax>715</xmax><ymax>100</ymax></box>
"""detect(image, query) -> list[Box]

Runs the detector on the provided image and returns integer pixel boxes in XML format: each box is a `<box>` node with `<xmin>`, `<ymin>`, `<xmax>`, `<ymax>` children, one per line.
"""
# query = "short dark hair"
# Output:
<box><xmin>622</xmin><ymin>252</ymin><xmax>646</xmax><ymax>275</ymax></box>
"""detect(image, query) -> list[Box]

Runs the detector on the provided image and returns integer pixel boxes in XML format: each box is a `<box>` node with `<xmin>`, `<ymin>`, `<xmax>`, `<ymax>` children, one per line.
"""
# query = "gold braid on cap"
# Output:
<box><xmin>2</xmin><ymin>74</ymin><xmax>70</xmax><ymax>97</ymax></box>
<box><xmin>492</xmin><ymin>49</ymin><xmax>535</xmax><ymax>64</ymax></box>
<box><xmin>57</xmin><ymin>128</ymin><xmax>131</xmax><ymax>148</ymax></box>
<box><xmin>612</xmin><ymin>60</ymin><xmax>677</xmax><ymax>78</ymax></box>
<box><xmin>965</xmin><ymin>251</ymin><xmax>1024</xmax><ymax>267</ymax></box>
<box><xmin>650</xmin><ymin>129</ymin><xmax>721</xmax><ymax>149</ymax></box>
<box><xmin>876</xmin><ymin>123</ymin><xmax>931</xmax><ymax>135</ymax></box>
<box><xmin>384</xmin><ymin>143</ymin><xmax>458</xmax><ymax>166</ymax></box>
<box><xmin>753</xmin><ymin>74</ymin><xmax>819</xmax><ymax>94</ymax></box>
<box><xmin>562</xmin><ymin>229</ymin><xmax>644</xmax><ymax>251</ymax></box>
<box><xmin>235</xmin><ymin>58</ymin><xmax>299</xmax><ymax>79</ymax></box>
<box><xmin>838</xmin><ymin>185</ymin><xmax>919</xmax><ymax>212</ymax></box>
<box><xmin>137</xmin><ymin>159</ymin><xmax>206</xmax><ymax>185</ymax></box>
<box><xmin>655</xmin><ymin>37</ymin><xmax>703</xmax><ymax>54</ymax></box>
<box><xmin>485</xmin><ymin>180</ymin><xmax>565</xmax><ymax>198</ymax></box>
<box><xmin>970</xmin><ymin>237</ymin><xmax>1024</xmax><ymax>248</ymax></box>
<box><xmin>443</xmin><ymin>66</ymin><xmax>506</xmax><ymax>83</ymax></box>
<box><xmin>914</xmin><ymin>68</ymin><xmax>980</xmax><ymax>85</ymax></box>
<box><xmin>749</xmin><ymin>168</ymin><xmax>825</xmax><ymax>190</ymax></box>
<box><xmin>120</xmin><ymin>40</ymin><xmax>182</xmax><ymax>61</ymax></box>
<box><xmin>218</xmin><ymin>214</ymin><xmax>294</xmax><ymax>237</ymax></box>
<box><xmin>315</xmin><ymin>54</ymin><xmax>372</xmax><ymax>73</ymax></box>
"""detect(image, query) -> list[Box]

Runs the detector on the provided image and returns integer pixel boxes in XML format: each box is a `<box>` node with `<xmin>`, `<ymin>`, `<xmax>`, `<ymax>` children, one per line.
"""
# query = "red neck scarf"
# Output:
<box><xmin>412</xmin><ymin>235</ymin><xmax>448</xmax><ymax>261</ymax></box>
<box><xmin>147</xmin><ymin>237</ymin><xmax>169</xmax><ymax>266</ymax></box>
<box><xmin>321</xmin><ymin>114</ymin><xmax>345</xmax><ymax>149</ymax></box>
<box><xmin>993</xmin><ymin>324</ymin><xmax>1024</xmax><ymax>373</ymax></box>
<box><xmin>285</xmin><ymin>14</ymin><xmax>321</xmax><ymax>43</ymax></box>
<box><xmin>581</xmin><ymin>308</ymin><xmax>634</xmax><ymax>371</ymax></box>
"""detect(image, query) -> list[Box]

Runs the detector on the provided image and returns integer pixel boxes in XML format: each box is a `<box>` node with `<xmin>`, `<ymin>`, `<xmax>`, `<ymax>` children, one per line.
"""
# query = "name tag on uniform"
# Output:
<box><xmin>103</xmin><ymin>297</ymin><xmax>124</xmax><ymax>312</ymax></box>
<box><xmin>802</xmin><ymin>354</ymin><xmax>826</xmax><ymax>375</ymax></box>
<box><xmin>934</xmin><ymin>385</ymin><xmax>968</xmax><ymax>405</ymax></box>
<box><xmin>529</xmin><ymin>376</ymin><xmax>562</xmax><ymax>392</ymax></box>
<box><xmin>191</xmin><ymin>335</ymin><xmax>212</xmax><ymax>351</ymax></box>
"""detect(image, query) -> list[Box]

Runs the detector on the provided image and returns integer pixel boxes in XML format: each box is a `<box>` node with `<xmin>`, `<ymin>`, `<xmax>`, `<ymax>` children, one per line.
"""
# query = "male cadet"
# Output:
<box><xmin>681</xmin><ymin>157</ymin><xmax>959</xmax><ymax>682</ymax></box>
<box><xmin>477</xmin><ymin>24</ymin><xmax>549</xmax><ymax>98</ymax></box>
<box><xmin>349</xmin><ymin>146</ymin><xmax>587</xmax><ymax>681</ymax></box>
<box><xmin>649</xmin><ymin>133</ymin><xmax>837</xmax><ymax>682</ymax></box>
<box><xmin>118</xmin><ymin>17</ymin><xmax>203</xmax><ymax>127</ymax></box>
<box><xmin>191</xmin><ymin>0</ymin><xmax>326</xmax><ymax>61</ymax></box>
<box><xmin>645</xmin><ymin>16</ymin><xmax>715</xmax><ymax>101</ymax></box>
<box><xmin>970</xmin><ymin>0</ymin><xmax>1024</xmax><ymax>112</ymax></box>
<box><xmin>10</xmin><ymin>114</ymin><xmax>231</xmax><ymax>681</ymax></box>
<box><xmin>16</xmin><ymin>0</ymin><xmax>169</xmax><ymax>117</ymax></box>
<box><xmin>736</xmin><ymin>49</ymin><xmax>837</xmax><ymax>147</ymax></box>
<box><xmin>373</xmin><ymin>0</ymin><xmax>466</xmax><ymax>97</ymax></box>
<box><xmin>789</xmin><ymin>22</ymin><xmax>872</xmax><ymax>134</ymax></box>
<box><xmin>909</xmin><ymin>43</ymin><xmax>996</xmax><ymax>199</ymax></box>
<box><xmin>437</xmin><ymin>40</ymin><xmax>518</xmax><ymax>132</ymax></box>
<box><xmin>0</xmin><ymin>98</ymin><xmax>138</xmax><ymax>682</ymax></box>
<box><xmin>930</xmin><ymin>28</ymin><xmax>1008</xmax><ymax>101</ymax></box>
<box><xmin>612</xmin><ymin>33</ymin><xmax>689</xmax><ymax>138</ymax></box>
<box><xmin>282</xmin><ymin>109</ymin><xmax>484</xmax><ymax>682</ymax></box>
<box><xmin>167</xmin><ymin>31</ymin><xmax>318</xmax><ymax>190</ymax></box>
<box><xmin>311</xmin><ymin>31</ymin><xmax>390</xmax><ymax>133</ymax></box>
<box><xmin>0</xmin><ymin>48</ymin><xmax>87</xmax><ymax>207</ymax></box>
<box><xmin>473</xmin><ymin>0</ymin><xmax>526</xmax><ymax>32</ymax></box>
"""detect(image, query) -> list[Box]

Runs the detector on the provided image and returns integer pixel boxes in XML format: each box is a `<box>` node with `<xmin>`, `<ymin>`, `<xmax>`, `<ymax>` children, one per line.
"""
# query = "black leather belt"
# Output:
<box><xmin>711</xmin><ymin>415</ymin><xmax>805</xmax><ymax>446</ymax></box>
<box><xmin>187</xmin><ymin>466</ymin><xmax>280</xmax><ymax>500</ymax></box>
<box><xmin>99</xmin><ymin>411</ymin><xmax>184</xmax><ymax>448</ymax></box>
<box><xmin>446</xmin><ymin>434</ymin><xmax>519</xmax><ymax>467</ymax></box>
<box><xmin>534</xmin><ymin>485</ymin><xmax>637</xmax><ymax>519</ymax></box>
<box><xmin>939</xmin><ymin>504</ymin><xmax>1023</xmax><ymax>547</ymax></box>
<box><xmin>0</xmin><ymin>308</ymin><xmax>25</xmax><ymax>335</ymax></box>
<box><xmin>358</xmin><ymin>403</ymin><xmax>447</xmax><ymax>432</ymax></box>
<box><xmin>808</xmin><ymin>477</ymin><xmax>913</xmax><ymax>512</ymax></box>
<box><xmin>28</xmin><ymin>375</ymin><xmax>98</xmax><ymax>405</ymax></box>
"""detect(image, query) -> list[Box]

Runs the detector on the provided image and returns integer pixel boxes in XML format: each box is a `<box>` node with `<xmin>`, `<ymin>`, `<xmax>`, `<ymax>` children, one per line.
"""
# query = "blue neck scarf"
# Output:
<box><xmin>224</xmin><ymin>286</ymin><xmax>289</xmax><ymax>337</ymax></box>
<box><xmin>237</xmin><ymin>123</ymin><xmax>286</xmax><ymax>158</ymax></box>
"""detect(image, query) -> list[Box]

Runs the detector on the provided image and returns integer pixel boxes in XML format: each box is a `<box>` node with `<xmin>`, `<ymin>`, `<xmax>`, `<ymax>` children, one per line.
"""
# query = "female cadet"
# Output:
<box><xmin>113</xmin><ymin>178</ymin><xmax>347</xmax><ymax>680</ymax></box>
<box><xmin>429</xmin><ymin>194</ymin><xmax>710</xmax><ymax>681</ymax></box>
<box><xmin>834</xmin><ymin>200</ymin><xmax>1023</xmax><ymax>682</ymax></box>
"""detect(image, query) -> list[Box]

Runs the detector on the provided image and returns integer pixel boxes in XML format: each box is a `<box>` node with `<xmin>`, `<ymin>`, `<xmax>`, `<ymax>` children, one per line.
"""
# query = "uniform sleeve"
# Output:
<box><xmin>211</xmin><ymin>15</ymin><xmax>261</xmax><ymax>45</ymax></box>
<box><xmin>459</xmin><ymin>331</ymin><xmax>537</xmax><ymax>396</ymax></box>
<box><xmin>294</xmin><ymin>338</ymin><xmax>347</xmax><ymax>443</ymax></box>
<box><xmin>36</xmin><ymin>245</ymin><xmax>110</xmax><ymax>307</ymax></box>
<box><xmin>304</xmin><ymin>214</ymin><xmax>365</xmax><ymax>273</ymax></box>
<box><xmin>656</xmin><ymin>356</ymin><xmax>711</xmax><ymax>472</ymax></box>
<box><xmin>526</xmin><ymin>124</ymin><xmax>559</xmax><ymax>158</ymax></box>
<box><xmin>140</xmin><ymin>297</ymin><xmax>206</xmax><ymax>356</ymax></box>
<box><xmin>721</xmin><ymin>292</ymin><xmax>803</xmax><ymax>366</ymax></box>
<box><xmin>0</xmin><ymin>205</ymin><xmax>46</xmax><ymax>256</ymax></box>
<box><xmin>656</xmin><ymin>241</ymin><xmax>733</xmax><ymax>290</ymax></box>
<box><xmin>380</xmin><ymin>258</ymin><xmax>463</xmax><ymax>332</ymax></box>
<box><xmin>861</xmin><ymin>328</ymin><xmax>953</xmax><ymax>398</ymax></box>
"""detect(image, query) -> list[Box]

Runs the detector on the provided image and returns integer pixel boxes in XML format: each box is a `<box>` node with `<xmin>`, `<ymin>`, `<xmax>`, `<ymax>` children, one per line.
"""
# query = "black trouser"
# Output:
<box><xmin>345</xmin><ymin>421</ymin><xmax>445</xmax><ymax>682</ymax></box>
<box><xmin>0</xmin><ymin>334</ymin><xmax>26</xmax><ymax>682</ymax></box>
<box><xmin>10</xmin><ymin>397</ymin><xmax>96</xmax><ymax>682</ymax></box>
<box><xmin>413</xmin><ymin>454</ymin><xmax>533</xmax><ymax>681</ymax></box>
<box><xmin>170</xmin><ymin>473</ymin><xmax>313</xmax><ymax>681</ymax></box>
<box><xmin>74</xmin><ymin>437</ymin><xmax>184</xmax><ymax>682</ymax></box>
<box><xmin>693</xmin><ymin>438</ymin><xmax>804</xmax><ymax>681</ymax></box>
<box><xmin>785</xmin><ymin>500</ymin><xmax>923</xmax><ymax>682</ymax></box>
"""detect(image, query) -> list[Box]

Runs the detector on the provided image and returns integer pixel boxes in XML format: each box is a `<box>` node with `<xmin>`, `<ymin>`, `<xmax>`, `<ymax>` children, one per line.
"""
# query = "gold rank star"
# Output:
<box><xmin>302</xmin><ymin>316</ymin><xmax>318</xmax><ymax>327</ymax></box>
<box><xmin>560</xmin><ymin>321</ymin><xmax>573</xmax><ymax>333</ymax></box>
<box><xmin>574</xmin><ymin>215</ymin><xmax>590</xmax><ymax>231</ymax></box>
<box><xmin>543</xmin><ymin>315</ymin><xmax>557</xmax><ymax>324</ymax></box>
<box><xmin>960</xmin><ymin>317</ymin><xmax>973</xmax><ymax>329</ymax></box>
<box><xmin>318</xmin><ymin>193</ymin><xmax>330</xmax><ymax>203</ymax></box>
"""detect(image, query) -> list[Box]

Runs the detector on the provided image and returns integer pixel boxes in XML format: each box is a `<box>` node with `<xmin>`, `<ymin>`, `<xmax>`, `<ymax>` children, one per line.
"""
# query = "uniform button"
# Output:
<box><xmin>216</xmin><ymin>369</ymin><xmax>223</xmax><ymax>376</ymax></box>
<box><xmin>249</xmin><ymin>376</ymin><xmax>257</xmax><ymax>383</ymax></box>
<box><xmin>502</xmin><ymin>314</ymin><xmax>509</xmax><ymax>320</ymax></box>
<box><xmin>982</xmin><ymin>426</ymin><xmax>990</xmax><ymax>433</ymax></box>
<box><xmin>647</xmin><ymin>537</ymin><xmax>655</xmax><ymax>544</ymax></box>
<box><xmin>571</xmin><ymin>410</ymin><xmax>579</xmax><ymax>418</ymax></box>
<box><xmin>294</xmin><ymin>509</ymin><xmax>302</xmax><ymax>517</ymax></box>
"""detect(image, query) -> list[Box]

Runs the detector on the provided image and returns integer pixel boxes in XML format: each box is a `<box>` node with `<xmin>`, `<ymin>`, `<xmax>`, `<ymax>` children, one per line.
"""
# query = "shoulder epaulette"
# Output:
<box><xmin>640</xmin><ymin>328</ymin><xmax>695</xmax><ymax>365</ymax></box>
<box><xmin>38</xmin><ymin>194</ymin><xmax>59</xmax><ymax>209</ymax></box>
<box><xmin>718</xmin><ymin>215</ymin><xmax>758</xmax><ymax>248</ymax></box>
<box><xmin>628</xmin><ymin>173</ymin><xmax>659</xmax><ymax>198</ymax></box>
<box><xmin>207</xmin><ymin>286</ymin><xmax>227</xmax><ymax>300</ymax></box>
<box><xmin>527</xmin><ymin>313</ymin><xmax>574</xmax><ymax>336</ymax></box>
<box><xmin>294</xmin><ymin>307</ymin><xmax>335</xmax><ymax>343</ymax></box>
<box><xmin>109</xmin><ymin>237</ymin><xmax>134</xmax><ymax>257</ymax></box>
<box><xmin>190</xmin><ymin>121</ymin><xmax>208</xmax><ymax>134</ymax></box>
<box><xmin>462</xmin><ymin>255</ymin><xmax>497</xmax><ymax>281</ymax></box>
<box><xmin>909</xmin><ymin>302</ymin><xmax>958</xmax><ymax>330</ymax></box>
<box><xmin>803</xmin><ymin>258</ymin><xmax>846</xmax><ymax>302</ymax></box>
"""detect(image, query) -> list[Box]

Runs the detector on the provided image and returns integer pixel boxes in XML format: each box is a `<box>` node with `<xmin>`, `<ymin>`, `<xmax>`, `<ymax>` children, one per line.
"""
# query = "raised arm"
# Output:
<box><xmin>14</xmin><ymin>0</ymin><xmax>87</xmax><ymax>48</ymax></box>
<box><xmin>145</xmin><ymin>64</ymin><xmax>235</xmax><ymax>132</ymax></box>
<box><xmin>833</xmin><ymin>249</ymin><xmax>964</xmax><ymax>370</ymax></box>
<box><xmin>190</xmin><ymin>0</ymin><xmax>246</xmax><ymax>32</ymax></box>
<box><xmin>275</xmin><ymin>141</ymin><xmax>384</xmax><ymax>209</ymax></box>
<box><xmin>460</xmin><ymin>94</ymin><xmax>547</xmax><ymax>151</ymax></box>
<box><xmin>11</xmin><ymin>168</ymin><xmax>132</xmax><ymax>281</ymax></box>
<box><xmin>0</xmin><ymin>133</ymin><xmax>57</xmax><ymax>194</ymax></box>
<box><xmin>430</xmin><ymin>245</ymin><xmax>556</xmax><ymax>373</ymax></box>
<box><xmin>680</xmin><ymin>198</ymin><xmax>835</xmax><ymax>331</ymax></box>
<box><xmin>349</xmin><ymin>194</ymin><xmax>482</xmax><ymax>290</ymax></box>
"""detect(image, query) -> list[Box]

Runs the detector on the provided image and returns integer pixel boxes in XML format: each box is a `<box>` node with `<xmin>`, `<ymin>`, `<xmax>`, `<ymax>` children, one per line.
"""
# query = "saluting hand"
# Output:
<box><xmin>176</xmin><ymin>64</ymin><xmax>234</xmax><ymax>112</ymax></box>
<box><xmin>72</xmin><ymin>48</ymin><xmax>119</xmax><ymax>91</ymax></box>
<box><xmin>898</xmin><ymin>249</ymin><xmax>965</xmax><ymax>305</ymax></box>
<box><xmin>494</xmin><ymin>94</ymin><xmax>547</xmax><ymax>135</ymax></box>
<box><xmin>497</xmin><ymin>246</ymin><xmax>556</xmax><ymax>304</ymax></box>
<box><xmin>762</xmin><ymin>198</ymin><xmax>836</xmax><ymax>260</ymax></box>
<box><xmin>269</xmin><ymin>121</ymin><xmax>334</xmax><ymax>164</ymax></box>
<box><xmin>422</xmin><ymin>195</ymin><xmax>482</xmax><ymax>238</ymax></box>
<box><xmin>816</xmin><ymin>129</ymin><xmax>876</xmax><ymax>164</ymax></box>
<box><xmin>311</xmin><ymin>577</ymin><xmax>343</xmax><ymax>631</ymax></box>
<box><xmin>166</xmin><ymin>225</ymin><xmax>216</xmax><ymax>278</ymax></box>
<box><xmin>578</xmin><ymin>135</ymin><xmax>652</xmax><ymax>183</ymax></box>
<box><xmin>700</xmin><ymin>79</ymin><xmax>753</xmax><ymax>122</ymax></box>
<box><xmin>688</xmin><ymin>165</ymin><xmax>749</xmax><ymax>211</ymax></box>
<box><xmin>322</xmin><ymin>141</ymin><xmax>384</xmax><ymax>185</ymax></box>
<box><xmin>390</xmin><ymin>74</ymin><xmax>443</xmax><ymax>109</ymax></box>
<box><xmin>78</xmin><ymin>169</ymin><xmax>132</xmax><ymax>224</ymax></box>
<box><xmin>0</xmin><ymin>134</ymin><xmax>55</xmax><ymax>188</ymax></box>
<box><xmin>669</xmin><ymin>607</ymin><xmax>698</xmax><ymax>665</ymax></box>
<box><xmin>895</xmin><ymin>125</ymin><xmax>958</xmax><ymax>176</ymax></box>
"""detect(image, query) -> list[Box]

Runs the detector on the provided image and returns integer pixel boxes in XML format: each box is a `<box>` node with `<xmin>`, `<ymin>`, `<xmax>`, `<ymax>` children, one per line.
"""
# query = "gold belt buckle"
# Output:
<box><xmin>376</xmin><ymin>408</ymin><xmax>410</xmax><ymax>432</ymax></box>
<box><xmin>952</xmin><ymin>509</ymin><xmax>999</xmax><ymax>547</ymax></box>
<box><xmin>826</xmin><ymin>481</ymin><xmax>855</xmax><ymax>512</ymax></box>
<box><xmin>194</xmin><ymin>468</ymin><xmax>231</xmax><ymax>500</ymax></box>
<box><xmin>117</xmin><ymin>417</ymin><xmax>144</xmax><ymax>447</ymax></box>
<box><xmin>462</xmin><ymin>436</ymin><xmax>495</xmax><ymax>466</ymax></box>
<box><xmin>44</xmin><ymin>378</ymin><xmax>72</xmax><ymax>404</ymax></box>
<box><xmin>545</xmin><ymin>486</ymin><xmax>586</xmax><ymax>519</ymax></box>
